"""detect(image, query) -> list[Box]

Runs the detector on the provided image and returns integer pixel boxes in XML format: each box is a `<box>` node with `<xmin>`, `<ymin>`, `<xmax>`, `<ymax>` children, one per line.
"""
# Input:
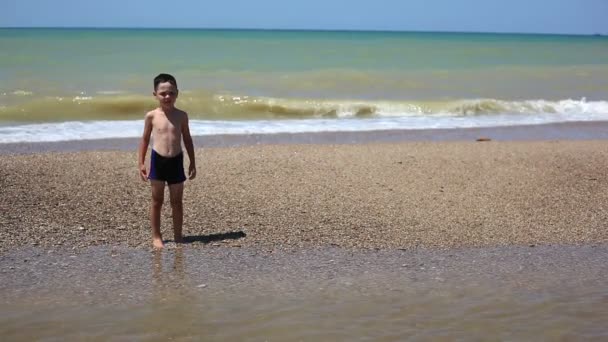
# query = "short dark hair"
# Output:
<box><xmin>153</xmin><ymin>73</ymin><xmax>178</xmax><ymax>90</ymax></box>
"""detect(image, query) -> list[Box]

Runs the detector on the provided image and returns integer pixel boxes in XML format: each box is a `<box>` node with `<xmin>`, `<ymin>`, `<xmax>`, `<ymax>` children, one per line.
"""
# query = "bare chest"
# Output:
<box><xmin>152</xmin><ymin>116</ymin><xmax>182</xmax><ymax>136</ymax></box>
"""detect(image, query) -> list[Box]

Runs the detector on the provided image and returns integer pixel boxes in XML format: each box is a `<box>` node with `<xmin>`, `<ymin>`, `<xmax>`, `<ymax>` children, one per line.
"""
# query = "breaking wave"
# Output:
<box><xmin>1</xmin><ymin>92</ymin><xmax>607</xmax><ymax>121</ymax></box>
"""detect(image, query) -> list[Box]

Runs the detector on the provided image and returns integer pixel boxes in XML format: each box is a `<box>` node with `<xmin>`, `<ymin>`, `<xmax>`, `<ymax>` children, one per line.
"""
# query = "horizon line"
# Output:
<box><xmin>0</xmin><ymin>26</ymin><xmax>604</xmax><ymax>37</ymax></box>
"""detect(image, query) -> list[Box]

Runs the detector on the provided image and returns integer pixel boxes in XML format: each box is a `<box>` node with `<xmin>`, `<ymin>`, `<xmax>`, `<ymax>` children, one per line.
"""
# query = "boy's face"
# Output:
<box><xmin>153</xmin><ymin>82</ymin><xmax>178</xmax><ymax>107</ymax></box>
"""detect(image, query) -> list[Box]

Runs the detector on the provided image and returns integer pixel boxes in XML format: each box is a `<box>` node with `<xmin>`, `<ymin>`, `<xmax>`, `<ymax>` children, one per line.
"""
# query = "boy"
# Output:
<box><xmin>138</xmin><ymin>73</ymin><xmax>196</xmax><ymax>249</ymax></box>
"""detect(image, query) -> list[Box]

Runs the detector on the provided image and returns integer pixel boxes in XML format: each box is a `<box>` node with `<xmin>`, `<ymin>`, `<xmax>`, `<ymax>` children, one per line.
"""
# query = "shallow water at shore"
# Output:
<box><xmin>4</xmin><ymin>121</ymin><xmax>608</xmax><ymax>155</ymax></box>
<box><xmin>2</xmin><ymin>245</ymin><xmax>607</xmax><ymax>340</ymax></box>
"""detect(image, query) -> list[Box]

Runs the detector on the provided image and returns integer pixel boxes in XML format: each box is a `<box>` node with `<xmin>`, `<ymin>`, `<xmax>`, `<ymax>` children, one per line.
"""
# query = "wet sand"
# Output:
<box><xmin>4</xmin><ymin>121</ymin><xmax>608</xmax><ymax>154</ymax></box>
<box><xmin>1</xmin><ymin>127</ymin><xmax>608</xmax><ymax>253</ymax></box>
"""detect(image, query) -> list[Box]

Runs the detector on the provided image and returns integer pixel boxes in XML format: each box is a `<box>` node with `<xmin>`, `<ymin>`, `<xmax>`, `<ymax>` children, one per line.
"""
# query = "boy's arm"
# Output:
<box><xmin>182</xmin><ymin>113</ymin><xmax>197</xmax><ymax>180</ymax></box>
<box><xmin>138</xmin><ymin>113</ymin><xmax>153</xmax><ymax>181</ymax></box>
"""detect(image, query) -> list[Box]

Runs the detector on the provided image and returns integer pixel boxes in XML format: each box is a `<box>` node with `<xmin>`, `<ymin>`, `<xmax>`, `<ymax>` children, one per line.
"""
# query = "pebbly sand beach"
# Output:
<box><xmin>3</xmin><ymin>124</ymin><xmax>608</xmax><ymax>340</ymax></box>
<box><xmin>2</xmin><ymin>124</ymin><xmax>608</xmax><ymax>253</ymax></box>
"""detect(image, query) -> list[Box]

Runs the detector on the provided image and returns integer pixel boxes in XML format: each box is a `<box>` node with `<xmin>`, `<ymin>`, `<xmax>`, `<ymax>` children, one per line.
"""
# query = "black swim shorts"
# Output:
<box><xmin>148</xmin><ymin>149</ymin><xmax>187</xmax><ymax>185</ymax></box>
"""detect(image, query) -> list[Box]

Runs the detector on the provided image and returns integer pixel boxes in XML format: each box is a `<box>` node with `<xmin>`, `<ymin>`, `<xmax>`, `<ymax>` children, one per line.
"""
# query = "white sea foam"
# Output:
<box><xmin>96</xmin><ymin>90</ymin><xmax>127</xmax><ymax>95</ymax></box>
<box><xmin>11</xmin><ymin>90</ymin><xmax>33</xmax><ymax>96</ymax></box>
<box><xmin>1</xmin><ymin>97</ymin><xmax>607</xmax><ymax>143</ymax></box>
<box><xmin>1</xmin><ymin>107</ymin><xmax>608</xmax><ymax>143</ymax></box>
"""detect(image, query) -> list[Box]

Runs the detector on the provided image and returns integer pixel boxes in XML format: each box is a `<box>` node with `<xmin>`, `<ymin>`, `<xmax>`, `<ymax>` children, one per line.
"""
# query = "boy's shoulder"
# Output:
<box><xmin>174</xmin><ymin>107</ymin><xmax>188</xmax><ymax>117</ymax></box>
<box><xmin>145</xmin><ymin>108</ymin><xmax>161</xmax><ymax>119</ymax></box>
<box><xmin>144</xmin><ymin>107</ymin><xmax>188</xmax><ymax>121</ymax></box>
<box><xmin>172</xmin><ymin>108</ymin><xmax>189</xmax><ymax>123</ymax></box>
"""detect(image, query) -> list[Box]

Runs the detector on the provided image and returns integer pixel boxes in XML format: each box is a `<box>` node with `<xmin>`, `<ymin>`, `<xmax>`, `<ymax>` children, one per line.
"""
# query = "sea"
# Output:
<box><xmin>1</xmin><ymin>28</ymin><xmax>607</xmax><ymax>143</ymax></box>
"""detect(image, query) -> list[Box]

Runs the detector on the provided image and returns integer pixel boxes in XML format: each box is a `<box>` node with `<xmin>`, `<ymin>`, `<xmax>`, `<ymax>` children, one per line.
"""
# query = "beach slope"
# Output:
<box><xmin>1</xmin><ymin>140</ymin><xmax>607</xmax><ymax>252</ymax></box>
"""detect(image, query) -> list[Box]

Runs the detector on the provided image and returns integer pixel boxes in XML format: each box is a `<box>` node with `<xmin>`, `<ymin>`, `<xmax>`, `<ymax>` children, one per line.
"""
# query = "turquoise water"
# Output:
<box><xmin>1</xmin><ymin>28</ymin><xmax>608</xmax><ymax>142</ymax></box>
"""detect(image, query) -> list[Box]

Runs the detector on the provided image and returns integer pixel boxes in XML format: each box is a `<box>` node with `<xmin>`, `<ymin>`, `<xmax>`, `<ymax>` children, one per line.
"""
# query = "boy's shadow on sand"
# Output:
<box><xmin>181</xmin><ymin>231</ymin><xmax>246</xmax><ymax>244</ymax></box>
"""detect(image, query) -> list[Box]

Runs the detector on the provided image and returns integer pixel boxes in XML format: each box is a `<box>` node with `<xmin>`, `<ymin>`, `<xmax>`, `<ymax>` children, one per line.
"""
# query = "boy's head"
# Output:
<box><xmin>154</xmin><ymin>73</ymin><xmax>177</xmax><ymax>90</ymax></box>
<box><xmin>153</xmin><ymin>73</ymin><xmax>178</xmax><ymax>108</ymax></box>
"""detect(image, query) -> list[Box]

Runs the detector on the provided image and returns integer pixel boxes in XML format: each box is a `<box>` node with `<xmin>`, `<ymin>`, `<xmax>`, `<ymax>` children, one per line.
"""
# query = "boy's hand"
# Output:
<box><xmin>139</xmin><ymin>164</ymin><xmax>148</xmax><ymax>181</ymax></box>
<box><xmin>188</xmin><ymin>164</ymin><xmax>197</xmax><ymax>180</ymax></box>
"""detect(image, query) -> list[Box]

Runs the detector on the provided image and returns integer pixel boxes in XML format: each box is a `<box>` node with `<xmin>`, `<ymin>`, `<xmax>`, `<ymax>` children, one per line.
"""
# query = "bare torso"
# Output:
<box><xmin>150</xmin><ymin>108</ymin><xmax>186</xmax><ymax>157</ymax></box>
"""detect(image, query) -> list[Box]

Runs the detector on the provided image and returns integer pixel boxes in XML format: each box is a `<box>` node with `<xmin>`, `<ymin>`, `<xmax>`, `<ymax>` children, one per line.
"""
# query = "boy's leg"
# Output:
<box><xmin>168</xmin><ymin>182</ymin><xmax>184</xmax><ymax>243</ymax></box>
<box><xmin>150</xmin><ymin>180</ymin><xmax>165</xmax><ymax>248</ymax></box>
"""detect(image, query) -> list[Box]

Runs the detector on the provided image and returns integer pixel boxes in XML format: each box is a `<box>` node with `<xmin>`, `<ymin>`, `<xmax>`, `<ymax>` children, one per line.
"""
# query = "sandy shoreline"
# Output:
<box><xmin>3</xmin><ymin>121</ymin><xmax>608</xmax><ymax>155</ymax></box>
<box><xmin>2</xmin><ymin>136</ymin><xmax>608</xmax><ymax>253</ymax></box>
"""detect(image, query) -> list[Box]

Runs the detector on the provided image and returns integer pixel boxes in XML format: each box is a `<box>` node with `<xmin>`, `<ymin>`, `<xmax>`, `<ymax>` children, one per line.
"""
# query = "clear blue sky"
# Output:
<box><xmin>2</xmin><ymin>0</ymin><xmax>607</xmax><ymax>35</ymax></box>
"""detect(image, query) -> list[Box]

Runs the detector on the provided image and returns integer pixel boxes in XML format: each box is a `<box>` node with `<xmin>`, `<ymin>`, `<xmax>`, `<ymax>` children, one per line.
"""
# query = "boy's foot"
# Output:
<box><xmin>153</xmin><ymin>238</ymin><xmax>164</xmax><ymax>249</ymax></box>
<box><xmin>174</xmin><ymin>236</ymin><xmax>184</xmax><ymax>244</ymax></box>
